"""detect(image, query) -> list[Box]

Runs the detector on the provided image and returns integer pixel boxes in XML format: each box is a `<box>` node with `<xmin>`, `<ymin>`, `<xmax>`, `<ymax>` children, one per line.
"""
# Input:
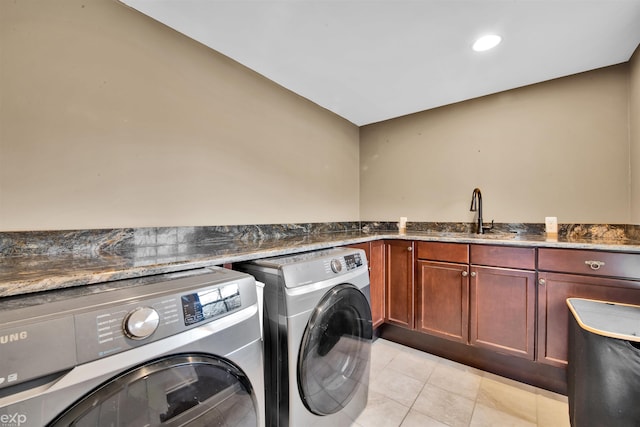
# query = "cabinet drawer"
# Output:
<box><xmin>416</xmin><ymin>241</ymin><xmax>468</xmax><ymax>263</ymax></box>
<box><xmin>538</xmin><ymin>248</ymin><xmax>640</xmax><ymax>279</ymax></box>
<box><xmin>470</xmin><ymin>245</ymin><xmax>536</xmax><ymax>270</ymax></box>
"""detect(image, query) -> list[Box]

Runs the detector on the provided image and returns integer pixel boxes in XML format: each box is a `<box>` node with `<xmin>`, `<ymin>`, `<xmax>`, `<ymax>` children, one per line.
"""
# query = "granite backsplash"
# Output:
<box><xmin>0</xmin><ymin>222</ymin><xmax>361</xmax><ymax>257</ymax></box>
<box><xmin>1</xmin><ymin>222</ymin><xmax>639</xmax><ymax>257</ymax></box>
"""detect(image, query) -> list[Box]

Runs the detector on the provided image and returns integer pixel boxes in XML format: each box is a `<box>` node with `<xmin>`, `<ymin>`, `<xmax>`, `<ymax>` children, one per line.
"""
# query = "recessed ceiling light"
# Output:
<box><xmin>472</xmin><ymin>34</ymin><xmax>502</xmax><ymax>52</ymax></box>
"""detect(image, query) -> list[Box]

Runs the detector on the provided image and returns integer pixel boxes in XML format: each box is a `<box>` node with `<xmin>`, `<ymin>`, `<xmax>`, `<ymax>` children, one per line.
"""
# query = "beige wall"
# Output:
<box><xmin>0</xmin><ymin>0</ymin><xmax>359</xmax><ymax>231</ymax></box>
<box><xmin>360</xmin><ymin>64</ymin><xmax>632</xmax><ymax>224</ymax></box>
<box><xmin>631</xmin><ymin>46</ymin><xmax>640</xmax><ymax>224</ymax></box>
<box><xmin>2</xmin><ymin>1</ymin><xmax>637</xmax><ymax>231</ymax></box>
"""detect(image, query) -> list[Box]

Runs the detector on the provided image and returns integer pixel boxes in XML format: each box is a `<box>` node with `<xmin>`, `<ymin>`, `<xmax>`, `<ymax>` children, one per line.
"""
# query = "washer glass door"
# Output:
<box><xmin>298</xmin><ymin>284</ymin><xmax>373</xmax><ymax>415</ymax></box>
<box><xmin>48</xmin><ymin>354</ymin><xmax>258</xmax><ymax>427</ymax></box>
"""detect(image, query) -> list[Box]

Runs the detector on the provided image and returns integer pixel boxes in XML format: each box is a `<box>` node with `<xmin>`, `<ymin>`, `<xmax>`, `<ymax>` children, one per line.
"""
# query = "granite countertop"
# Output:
<box><xmin>2</xmin><ymin>228</ymin><xmax>640</xmax><ymax>299</ymax></box>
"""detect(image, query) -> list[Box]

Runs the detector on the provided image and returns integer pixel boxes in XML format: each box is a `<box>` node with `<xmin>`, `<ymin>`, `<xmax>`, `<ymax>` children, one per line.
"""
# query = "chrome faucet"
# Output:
<box><xmin>469</xmin><ymin>188</ymin><xmax>493</xmax><ymax>234</ymax></box>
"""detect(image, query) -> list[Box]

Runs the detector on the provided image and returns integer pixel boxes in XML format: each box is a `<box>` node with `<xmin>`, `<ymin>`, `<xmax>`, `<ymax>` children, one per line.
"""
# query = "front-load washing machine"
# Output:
<box><xmin>237</xmin><ymin>247</ymin><xmax>372</xmax><ymax>427</ymax></box>
<box><xmin>0</xmin><ymin>267</ymin><xmax>264</xmax><ymax>427</ymax></box>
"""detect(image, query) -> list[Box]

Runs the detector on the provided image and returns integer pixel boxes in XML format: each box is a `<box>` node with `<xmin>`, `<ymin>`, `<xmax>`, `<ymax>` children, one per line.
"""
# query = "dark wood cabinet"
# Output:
<box><xmin>537</xmin><ymin>248</ymin><xmax>640</xmax><ymax>367</ymax></box>
<box><xmin>538</xmin><ymin>248</ymin><xmax>640</xmax><ymax>279</ymax></box>
<box><xmin>375</xmin><ymin>240</ymin><xmax>640</xmax><ymax>394</ymax></box>
<box><xmin>415</xmin><ymin>243</ymin><xmax>536</xmax><ymax>359</ymax></box>
<box><xmin>415</xmin><ymin>241</ymin><xmax>469</xmax><ymax>342</ymax></box>
<box><xmin>385</xmin><ymin>240</ymin><xmax>414</xmax><ymax>329</ymax></box>
<box><xmin>471</xmin><ymin>245</ymin><xmax>536</xmax><ymax>270</ymax></box>
<box><xmin>537</xmin><ymin>271</ymin><xmax>640</xmax><ymax>367</ymax></box>
<box><xmin>416</xmin><ymin>241</ymin><xmax>468</xmax><ymax>264</ymax></box>
<box><xmin>345</xmin><ymin>238</ymin><xmax>640</xmax><ymax>393</ymax></box>
<box><xmin>370</xmin><ymin>240</ymin><xmax>386</xmax><ymax>328</ymax></box>
<box><xmin>470</xmin><ymin>265</ymin><xmax>536</xmax><ymax>359</ymax></box>
<box><xmin>416</xmin><ymin>260</ymin><xmax>469</xmax><ymax>342</ymax></box>
<box><xmin>469</xmin><ymin>245</ymin><xmax>537</xmax><ymax>360</ymax></box>
<box><xmin>345</xmin><ymin>241</ymin><xmax>385</xmax><ymax>329</ymax></box>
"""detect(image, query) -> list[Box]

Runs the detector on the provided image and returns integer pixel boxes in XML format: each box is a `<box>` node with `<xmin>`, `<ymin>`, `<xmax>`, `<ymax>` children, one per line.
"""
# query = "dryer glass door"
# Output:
<box><xmin>298</xmin><ymin>284</ymin><xmax>373</xmax><ymax>415</ymax></box>
<box><xmin>48</xmin><ymin>354</ymin><xmax>258</xmax><ymax>427</ymax></box>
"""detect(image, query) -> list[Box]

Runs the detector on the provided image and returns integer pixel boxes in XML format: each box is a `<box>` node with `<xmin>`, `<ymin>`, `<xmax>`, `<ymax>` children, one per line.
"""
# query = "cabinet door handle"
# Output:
<box><xmin>407</xmin><ymin>246</ymin><xmax>412</xmax><ymax>252</ymax></box>
<box><xmin>470</xmin><ymin>272</ymin><xmax>476</xmax><ymax>277</ymax></box>
<box><xmin>462</xmin><ymin>271</ymin><xmax>468</xmax><ymax>277</ymax></box>
<box><xmin>539</xmin><ymin>278</ymin><xmax>546</xmax><ymax>286</ymax></box>
<box><xmin>585</xmin><ymin>260</ymin><xmax>605</xmax><ymax>270</ymax></box>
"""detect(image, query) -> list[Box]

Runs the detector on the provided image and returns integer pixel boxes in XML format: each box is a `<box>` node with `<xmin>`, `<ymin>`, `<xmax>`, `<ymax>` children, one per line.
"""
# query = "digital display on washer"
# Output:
<box><xmin>181</xmin><ymin>283</ymin><xmax>241</xmax><ymax>326</ymax></box>
<box><xmin>344</xmin><ymin>253</ymin><xmax>363</xmax><ymax>270</ymax></box>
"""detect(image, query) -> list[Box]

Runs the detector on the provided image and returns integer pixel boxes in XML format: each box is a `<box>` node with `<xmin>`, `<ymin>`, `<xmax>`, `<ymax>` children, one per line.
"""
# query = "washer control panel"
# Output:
<box><xmin>76</xmin><ymin>294</ymin><xmax>184</xmax><ymax>362</ymax></box>
<box><xmin>0</xmin><ymin>268</ymin><xmax>255</xmax><ymax>390</ymax></box>
<box><xmin>75</xmin><ymin>281</ymin><xmax>242</xmax><ymax>363</ymax></box>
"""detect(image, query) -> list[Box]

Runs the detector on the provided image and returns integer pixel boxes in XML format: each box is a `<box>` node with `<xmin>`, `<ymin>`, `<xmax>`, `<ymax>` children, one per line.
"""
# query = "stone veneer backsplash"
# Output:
<box><xmin>412</xmin><ymin>222</ymin><xmax>640</xmax><ymax>239</ymax></box>
<box><xmin>365</xmin><ymin>221</ymin><xmax>640</xmax><ymax>240</ymax></box>
<box><xmin>0</xmin><ymin>222</ymin><xmax>361</xmax><ymax>257</ymax></box>
<box><xmin>1</xmin><ymin>222</ymin><xmax>639</xmax><ymax>257</ymax></box>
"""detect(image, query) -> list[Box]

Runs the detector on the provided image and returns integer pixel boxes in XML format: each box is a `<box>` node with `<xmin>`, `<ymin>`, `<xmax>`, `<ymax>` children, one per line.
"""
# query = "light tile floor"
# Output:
<box><xmin>353</xmin><ymin>338</ymin><xmax>571</xmax><ymax>427</ymax></box>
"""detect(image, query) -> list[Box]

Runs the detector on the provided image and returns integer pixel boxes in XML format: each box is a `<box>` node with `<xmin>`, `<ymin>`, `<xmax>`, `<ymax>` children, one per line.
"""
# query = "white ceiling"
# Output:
<box><xmin>121</xmin><ymin>0</ymin><xmax>640</xmax><ymax>126</ymax></box>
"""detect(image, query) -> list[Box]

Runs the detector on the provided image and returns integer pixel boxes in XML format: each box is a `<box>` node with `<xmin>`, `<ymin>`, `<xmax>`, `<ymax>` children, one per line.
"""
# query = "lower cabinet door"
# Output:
<box><xmin>415</xmin><ymin>260</ymin><xmax>469</xmax><ymax>343</ymax></box>
<box><xmin>537</xmin><ymin>272</ymin><xmax>640</xmax><ymax>367</ymax></box>
<box><xmin>385</xmin><ymin>240</ymin><xmax>414</xmax><ymax>329</ymax></box>
<box><xmin>369</xmin><ymin>240</ymin><xmax>386</xmax><ymax>328</ymax></box>
<box><xmin>470</xmin><ymin>266</ymin><xmax>536</xmax><ymax>360</ymax></box>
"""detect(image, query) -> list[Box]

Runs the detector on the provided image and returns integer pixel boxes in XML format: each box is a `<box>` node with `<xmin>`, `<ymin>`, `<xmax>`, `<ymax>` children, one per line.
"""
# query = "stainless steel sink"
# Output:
<box><xmin>416</xmin><ymin>231</ymin><xmax>519</xmax><ymax>240</ymax></box>
<box><xmin>471</xmin><ymin>233</ymin><xmax>518</xmax><ymax>240</ymax></box>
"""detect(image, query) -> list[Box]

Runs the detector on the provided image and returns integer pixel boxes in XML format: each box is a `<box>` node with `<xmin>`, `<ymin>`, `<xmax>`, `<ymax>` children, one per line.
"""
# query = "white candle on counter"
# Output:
<box><xmin>399</xmin><ymin>217</ymin><xmax>407</xmax><ymax>234</ymax></box>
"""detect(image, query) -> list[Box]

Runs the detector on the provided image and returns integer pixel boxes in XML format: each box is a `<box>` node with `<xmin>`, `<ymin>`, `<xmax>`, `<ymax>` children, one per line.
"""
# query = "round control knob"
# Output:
<box><xmin>330</xmin><ymin>259</ymin><xmax>343</xmax><ymax>273</ymax></box>
<box><xmin>124</xmin><ymin>306</ymin><xmax>160</xmax><ymax>340</ymax></box>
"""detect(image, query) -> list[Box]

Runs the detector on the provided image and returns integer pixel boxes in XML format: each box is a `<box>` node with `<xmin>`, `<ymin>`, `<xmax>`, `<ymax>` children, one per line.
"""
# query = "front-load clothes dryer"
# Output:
<box><xmin>236</xmin><ymin>247</ymin><xmax>372</xmax><ymax>427</ymax></box>
<box><xmin>0</xmin><ymin>267</ymin><xmax>264</xmax><ymax>427</ymax></box>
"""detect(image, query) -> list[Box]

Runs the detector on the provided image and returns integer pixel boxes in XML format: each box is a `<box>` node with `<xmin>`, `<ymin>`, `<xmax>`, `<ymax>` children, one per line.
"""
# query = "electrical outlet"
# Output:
<box><xmin>545</xmin><ymin>217</ymin><xmax>558</xmax><ymax>234</ymax></box>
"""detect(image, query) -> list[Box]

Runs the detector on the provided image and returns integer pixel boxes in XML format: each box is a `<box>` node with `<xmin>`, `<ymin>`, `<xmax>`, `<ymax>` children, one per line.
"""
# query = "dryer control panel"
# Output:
<box><xmin>344</xmin><ymin>252</ymin><xmax>364</xmax><ymax>270</ymax></box>
<box><xmin>239</xmin><ymin>247</ymin><xmax>368</xmax><ymax>289</ymax></box>
<box><xmin>328</xmin><ymin>253</ymin><xmax>363</xmax><ymax>273</ymax></box>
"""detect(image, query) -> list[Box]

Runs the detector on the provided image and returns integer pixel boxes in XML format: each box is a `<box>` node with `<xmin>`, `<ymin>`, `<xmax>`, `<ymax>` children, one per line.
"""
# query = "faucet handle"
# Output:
<box><xmin>482</xmin><ymin>220</ymin><xmax>495</xmax><ymax>233</ymax></box>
